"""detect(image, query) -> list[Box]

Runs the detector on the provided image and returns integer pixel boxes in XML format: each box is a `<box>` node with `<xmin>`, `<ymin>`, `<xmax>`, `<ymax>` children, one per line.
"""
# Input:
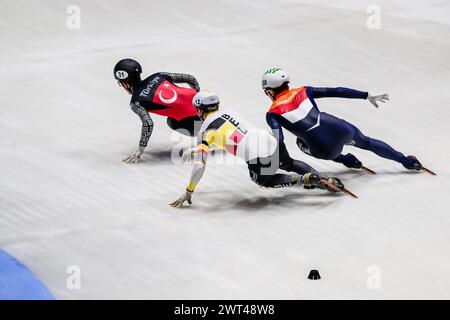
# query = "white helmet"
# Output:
<box><xmin>192</xmin><ymin>90</ymin><xmax>220</xmax><ymax>112</ymax></box>
<box><xmin>261</xmin><ymin>68</ymin><xmax>290</xmax><ymax>89</ymax></box>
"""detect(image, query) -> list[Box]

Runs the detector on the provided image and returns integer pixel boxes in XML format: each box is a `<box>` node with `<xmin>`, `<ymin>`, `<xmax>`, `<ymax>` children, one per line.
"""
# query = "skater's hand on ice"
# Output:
<box><xmin>368</xmin><ymin>93</ymin><xmax>389</xmax><ymax>108</ymax></box>
<box><xmin>170</xmin><ymin>190</ymin><xmax>193</xmax><ymax>208</ymax></box>
<box><xmin>122</xmin><ymin>146</ymin><xmax>145</xmax><ymax>164</ymax></box>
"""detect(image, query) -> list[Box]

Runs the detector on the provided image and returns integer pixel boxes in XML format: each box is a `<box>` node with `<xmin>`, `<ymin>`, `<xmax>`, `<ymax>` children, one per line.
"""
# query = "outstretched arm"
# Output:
<box><xmin>307</xmin><ymin>86</ymin><xmax>389</xmax><ymax>108</ymax></box>
<box><xmin>170</xmin><ymin>138</ymin><xmax>211</xmax><ymax>208</ymax></box>
<box><xmin>161</xmin><ymin>72</ymin><xmax>200</xmax><ymax>92</ymax></box>
<box><xmin>122</xmin><ymin>102</ymin><xmax>154</xmax><ymax>163</ymax></box>
<box><xmin>308</xmin><ymin>86</ymin><xmax>368</xmax><ymax>99</ymax></box>
<box><xmin>186</xmin><ymin>142</ymin><xmax>209</xmax><ymax>192</ymax></box>
<box><xmin>131</xmin><ymin>102</ymin><xmax>154</xmax><ymax>149</ymax></box>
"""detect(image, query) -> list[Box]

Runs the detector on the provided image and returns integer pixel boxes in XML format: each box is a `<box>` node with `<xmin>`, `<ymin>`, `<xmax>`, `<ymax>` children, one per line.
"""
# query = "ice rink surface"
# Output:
<box><xmin>1</xmin><ymin>0</ymin><xmax>450</xmax><ymax>299</ymax></box>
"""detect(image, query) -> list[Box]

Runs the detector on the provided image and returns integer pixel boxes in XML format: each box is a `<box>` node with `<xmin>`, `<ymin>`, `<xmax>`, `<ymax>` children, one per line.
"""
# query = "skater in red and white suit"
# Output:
<box><xmin>114</xmin><ymin>58</ymin><xmax>201</xmax><ymax>163</ymax></box>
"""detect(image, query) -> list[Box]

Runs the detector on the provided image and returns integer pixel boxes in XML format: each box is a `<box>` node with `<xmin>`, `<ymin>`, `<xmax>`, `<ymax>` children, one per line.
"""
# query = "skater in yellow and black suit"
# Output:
<box><xmin>170</xmin><ymin>90</ymin><xmax>345</xmax><ymax>208</ymax></box>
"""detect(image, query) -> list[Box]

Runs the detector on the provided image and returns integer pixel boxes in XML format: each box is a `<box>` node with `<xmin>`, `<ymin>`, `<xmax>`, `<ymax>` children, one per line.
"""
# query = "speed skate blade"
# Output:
<box><xmin>342</xmin><ymin>188</ymin><xmax>358</xmax><ymax>198</ymax></box>
<box><xmin>361</xmin><ymin>165</ymin><xmax>376</xmax><ymax>174</ymax></box>
<box><xmin>319</xmin><ymin>178</ymin><xmax>358</xmax><ymax>198</ymax></box>
<box><xmin>422</xmin><ymin>166</ymin><xmax>437</xmax><ymax>175</ymax></box>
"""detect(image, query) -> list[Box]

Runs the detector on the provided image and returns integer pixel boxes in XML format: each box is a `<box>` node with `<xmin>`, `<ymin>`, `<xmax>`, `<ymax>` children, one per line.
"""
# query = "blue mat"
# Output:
<box><xmin>0</xmin><ymin>249</ymin><xmax>54</xmax><ymax>300</ymax></box>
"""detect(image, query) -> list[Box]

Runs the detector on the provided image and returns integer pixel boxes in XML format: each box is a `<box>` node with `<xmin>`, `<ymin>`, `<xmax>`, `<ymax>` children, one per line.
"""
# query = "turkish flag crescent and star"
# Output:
<box><xmin>152</xmin><ymin>80</ymin><xmax>198</xmax><ymax>121</ymax></box>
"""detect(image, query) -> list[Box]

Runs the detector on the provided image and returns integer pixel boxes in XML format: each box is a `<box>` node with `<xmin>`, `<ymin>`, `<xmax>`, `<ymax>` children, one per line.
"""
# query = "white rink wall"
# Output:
<box><xmin>1</xmin><ymin>0</ymin><xmax>450</xmax><ymax>299</ymax></box>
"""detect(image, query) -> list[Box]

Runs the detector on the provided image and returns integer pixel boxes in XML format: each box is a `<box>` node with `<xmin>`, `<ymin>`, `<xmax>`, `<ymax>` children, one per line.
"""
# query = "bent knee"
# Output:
<box><xmin>354</xmin><ymin>135</ymin><xmax>370</xmax><ymax>149</ymax></box>
<box><xmin>279</xmin><ymin>159</ymin><xmax>293</xmax><ymax>171</ymax></box>
<box><xmin>249</xmin><ymin>170</ymin><xmax>271</xmax><ymax>187</ymax></box>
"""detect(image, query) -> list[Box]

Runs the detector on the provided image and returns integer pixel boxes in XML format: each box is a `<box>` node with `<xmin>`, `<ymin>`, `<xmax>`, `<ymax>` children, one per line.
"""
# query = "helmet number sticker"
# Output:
<box><xmin>115</xmin><ymin>70</ymin><xmax>129</xmax><ymax>80</ymax></box>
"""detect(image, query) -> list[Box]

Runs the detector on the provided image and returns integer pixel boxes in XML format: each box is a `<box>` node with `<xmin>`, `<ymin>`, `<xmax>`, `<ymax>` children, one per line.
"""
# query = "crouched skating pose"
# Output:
<box><xmin>261</xmin><ymin>68</ymin><xmax>423</xmax><ymax>171</ymax></box>
<box><xmin>114</xmin><ymin>58</ymin><xmax>202</xmax><ymax>163</ymax></box>
<box><xmin>170</xmin><ymin>91</ymin><xmax>345</xmax><ymax>208</ymax></box>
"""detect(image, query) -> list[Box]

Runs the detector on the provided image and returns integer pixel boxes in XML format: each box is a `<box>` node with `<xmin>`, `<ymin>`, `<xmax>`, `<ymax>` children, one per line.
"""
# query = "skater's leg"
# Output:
<box><xmin>351</xmin><ymin>125</ymin><xmax>405</xmax><ymax>162</ymax></box>
<box><xmin>167</xmin><ymin>116</ymin><xmax>202</xmax><ymax>137</ymax></box>
<box><xmin>248</xmin><ymin>154</ymin><xmax>301</xmax><ymax>188</ymax></box>
<box><xmin>247</xmin><ymin>156</ymin><xmax>342</xmax><ymax>190</ymax></box>
<box><xmin>347</xmin><ymin>123</ymin><xmax>422</xmax><ymax>170</ymax></box>
<box><xmin>289</xmin><ymin>160</ymin><xmax>319</xmax><ymax>175</ymax></box>
<box><xmin>256</xmin><ymin>171</ymin><xmax>344</xmax><ymax>191</ymax></box>
<box><xmin>278</xmin><ymin>142</ymin><xmax>319</xmax><ymax>175</ymax></box>
<box><xmin>260</xmin><ymin>173</ymin><xmax>301</xmax><ymax>188</ymax></box>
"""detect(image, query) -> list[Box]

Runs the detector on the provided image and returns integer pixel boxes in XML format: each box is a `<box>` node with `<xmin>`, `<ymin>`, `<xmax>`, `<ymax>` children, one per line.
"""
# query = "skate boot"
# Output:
<box><xmin>339</xmin><ymin>153</ymin><xmax>362</xmax><ymax>169</ymax></box>
<box><xmin>401</xmin><ymin>155</ymin><xmax>422</xmax><ymax>171</ymax></box>
<box><xmin>301</xmin><ymin>173</ymin><xmax>344</xmax><ymax>192</ymax></box>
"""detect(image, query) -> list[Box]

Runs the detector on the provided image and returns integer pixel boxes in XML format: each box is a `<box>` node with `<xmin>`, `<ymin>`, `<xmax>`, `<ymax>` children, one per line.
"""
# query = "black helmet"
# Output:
<box><xmin>113</xmin><ymin>59</ymin><xmax>142</xmax><ymax>86</ymax></box>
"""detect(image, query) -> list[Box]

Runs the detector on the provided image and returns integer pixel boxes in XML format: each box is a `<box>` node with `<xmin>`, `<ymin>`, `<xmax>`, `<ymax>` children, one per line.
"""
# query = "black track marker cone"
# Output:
<box><xmin>308</xmin><ymin>270</ymin><xmax>321</xmax><ymax>280</ymax></box>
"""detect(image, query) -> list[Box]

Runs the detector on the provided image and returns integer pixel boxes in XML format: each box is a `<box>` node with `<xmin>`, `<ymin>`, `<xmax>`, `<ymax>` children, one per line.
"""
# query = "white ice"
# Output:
<box><xmin>1</xmin><ymin>0</ymin><xmax>450</xmax><ymax>299</ymax></box>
